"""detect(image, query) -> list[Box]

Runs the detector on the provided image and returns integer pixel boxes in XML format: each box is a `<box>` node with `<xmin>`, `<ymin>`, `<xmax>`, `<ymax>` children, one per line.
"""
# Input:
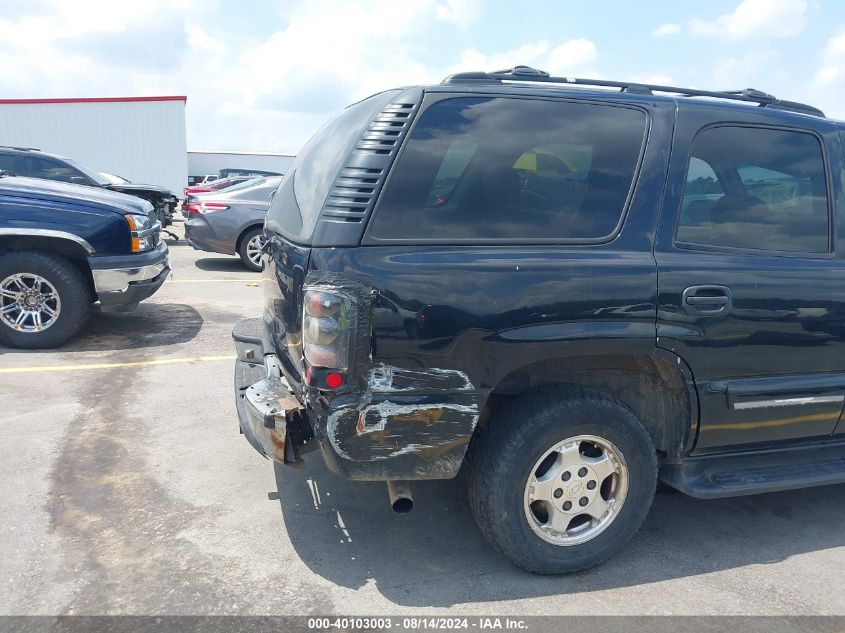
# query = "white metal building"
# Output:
<box><xmin>188</xmin><ymin>150</ymin><xmax>294</xmax><ymax>181</ymax></box>
<box><xmin>0</xmin><ymin>96</ymin><xmax>188</xmax><ymax>193</ymax></box>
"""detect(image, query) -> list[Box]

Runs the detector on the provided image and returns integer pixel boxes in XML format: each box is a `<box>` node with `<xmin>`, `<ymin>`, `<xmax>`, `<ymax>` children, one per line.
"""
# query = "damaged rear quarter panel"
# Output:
<box><xmin>316</xmin><ymin>364</ymin><xmax>485</xmax><ymax>480</ymax></box>
<box><xmin>297</xmin><ymin>269</ymin><xmax>488</xmax><ymax>480</ymax></box>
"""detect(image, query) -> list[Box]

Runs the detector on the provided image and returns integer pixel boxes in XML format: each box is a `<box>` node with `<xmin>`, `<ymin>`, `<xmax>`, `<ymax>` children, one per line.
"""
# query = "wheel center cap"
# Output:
<box><xmin>23</xmin><ymin>295</ymin><xmax>39</xmax><ymax>308</ymax></box>
<box><xmin>565</xmin><ymin>479</ymin><xmax>584</xmax><ymax>499</ymax></box>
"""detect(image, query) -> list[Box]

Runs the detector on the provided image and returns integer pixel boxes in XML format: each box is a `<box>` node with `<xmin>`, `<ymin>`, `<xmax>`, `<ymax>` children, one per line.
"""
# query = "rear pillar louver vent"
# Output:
<box><xmin>355</xmin><ymin>103</ymin><xmax>414</xmax><ymax>155</ymax></box>
<box><xmin>319</xmin><ymin>94</ymin><xmax>420</xmax><ymax>227</ymax></box>
<box><xmin>322</xmin><ymin>167</ymin><xmax>385</xmax><ymax>220</ymax></box>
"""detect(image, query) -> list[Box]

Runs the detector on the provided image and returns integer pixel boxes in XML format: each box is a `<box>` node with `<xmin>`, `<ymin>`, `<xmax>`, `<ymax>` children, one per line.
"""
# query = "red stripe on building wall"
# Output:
<box><xmin>0</xmin><ymin>96</ymin><xmax>187</xmax><ymax>105</ymax></box>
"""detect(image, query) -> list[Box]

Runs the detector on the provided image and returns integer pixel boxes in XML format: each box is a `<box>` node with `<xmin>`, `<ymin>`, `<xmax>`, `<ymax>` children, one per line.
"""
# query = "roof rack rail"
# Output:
<box><xmin>442</xmin><ymin>66</ymin><xmax>826</xmax><ymax>118</ymax></box>
<box><xmin>0</xmin><ymin>145</ymin><xmax>41</xmax><ymax>152</ymax></box>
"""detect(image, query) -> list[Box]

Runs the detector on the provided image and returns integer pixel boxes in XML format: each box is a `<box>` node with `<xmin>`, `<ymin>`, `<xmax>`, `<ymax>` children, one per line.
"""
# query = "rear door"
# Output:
<box><xmin>656</xmin><ymin>106</ymin><xmax>845</xmax><ymax>451</ymax></box>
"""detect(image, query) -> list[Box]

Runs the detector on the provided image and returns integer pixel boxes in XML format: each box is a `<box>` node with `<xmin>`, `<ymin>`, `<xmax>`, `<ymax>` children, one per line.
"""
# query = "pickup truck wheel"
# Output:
<box><xmin>466</xmin><ymin>387</ymin><xmax>657</xmax><ymax>574</ymax></box>
<box><xmin>0</xmin><ymin>251</ymin><xmax>92</xmax><ymax>349</ymax></box>
<box><xmin>238</xmin><ymin>227</ymin><xmax>265</xmax><ymax>272</ymax></box>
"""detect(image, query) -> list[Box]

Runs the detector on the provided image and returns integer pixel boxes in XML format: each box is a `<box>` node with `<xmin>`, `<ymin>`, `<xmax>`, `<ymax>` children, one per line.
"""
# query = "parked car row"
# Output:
<box><xmin>183</xmin><ymin>175</ymin><xmax>254</xmax><ymax>198</ymax></box>
<box><xmin>184</xmin><ymin>176</ymin><xmax>282</xmax><ymax>271</ymax></box>
<box><xmin>187</xmin><ymin>168</ymin><xmax>282</xmax><ymax>187</ymax></box>
<box><xmin>0</xmin><ymin>145</ymin><xmax>287</xmax><ymax>349</ymax></box>
<box><xmin>0</xmin><ymin>146</ymin><xmax>180</xmax><ymax>231</ymax></box>
<box><xmin>0</xmin><ymin>169</ymin><xmax>282</xmax><ymax>350</ymax></box>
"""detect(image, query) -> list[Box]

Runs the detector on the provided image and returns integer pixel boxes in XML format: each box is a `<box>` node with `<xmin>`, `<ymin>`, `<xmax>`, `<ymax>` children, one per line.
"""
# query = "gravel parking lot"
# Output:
<box><xmin>2</xmin><ymin>229</ymin><xmax>844</xmax><ymax>617</ymax></box>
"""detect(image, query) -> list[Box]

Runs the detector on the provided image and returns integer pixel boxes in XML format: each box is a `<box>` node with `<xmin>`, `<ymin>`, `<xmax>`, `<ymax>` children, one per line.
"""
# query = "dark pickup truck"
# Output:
<box><xmin>233</xmin><ymin>66</ymin><xmax>845</xmax><ymax>574</ymax></box>
<box><xmin>0</xmin><ymin>146</ymin><xmax>179</xmax><ymax>230</ymax></box>
<box><xmin>0</xmin><ymin>174</ymin><xmax>169</xmax><ymax>348</ymax></box>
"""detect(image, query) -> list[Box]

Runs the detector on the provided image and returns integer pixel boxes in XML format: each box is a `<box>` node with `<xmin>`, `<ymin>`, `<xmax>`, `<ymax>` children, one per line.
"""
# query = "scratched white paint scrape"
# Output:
<box><xmin>326</xmin><ymin>400</ymin><xmax>480</xmax><ymax>460</ymax></box>
<box><xmin>326</xmin><ymin>407</ymin><xmax>355</xmax><ymax>459</ymax></box>
<box><xmin>366</xmin><ymin>364</ymin><xmax>474</xmax><ymax>392</ymax></box>
<box><xmin>371</xmin><ymin>443</ymin><xmax>436</xmax><ymax>460</ymax></box>
<box><xmin>356</xmin><ymin>401</ymin><xmax>478</xmax><ymax>434</ymax></box>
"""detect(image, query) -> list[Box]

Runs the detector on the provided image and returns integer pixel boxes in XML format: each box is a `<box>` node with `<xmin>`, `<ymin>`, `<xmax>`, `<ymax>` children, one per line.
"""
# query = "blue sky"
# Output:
<box><xmin>0</xmin><ymin>0</ymin><xmax>842</xmax><ymax>152</ymax></box>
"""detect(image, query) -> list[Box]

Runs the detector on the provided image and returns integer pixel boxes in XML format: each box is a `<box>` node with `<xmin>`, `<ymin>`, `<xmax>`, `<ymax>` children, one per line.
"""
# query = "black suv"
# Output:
<box><xmin>0</xmin><ymin>146</ymin><xmax>179</xmax><ymax>229</ymax></box>
<box><xmin>233</xmin><ymin>66</ymin><xmax>845</xmax><ymax>574</ymax></box>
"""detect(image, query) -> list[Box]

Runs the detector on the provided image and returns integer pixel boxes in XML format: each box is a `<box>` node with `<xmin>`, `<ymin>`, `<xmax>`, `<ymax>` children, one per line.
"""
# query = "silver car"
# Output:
<box><xmin>184</xmin><ymin>176</ymin><xmax>282</xmax><ymax>270</ymax></box>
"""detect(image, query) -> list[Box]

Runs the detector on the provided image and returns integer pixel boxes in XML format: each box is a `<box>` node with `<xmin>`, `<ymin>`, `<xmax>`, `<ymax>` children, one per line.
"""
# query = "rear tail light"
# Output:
<box><xmin>304</xmin><ymin>315</ymin><xmax>340</xmax><ymax>345</ymax></box>
<box><xmin>197</xmin><ymin>202</ymin><xmax>229</xmax><ymax>214</ymax></box>
<box><xmin>303</xmin><ymin>289</ymin><xmax>351</xmax><ymax>373</ymax></box>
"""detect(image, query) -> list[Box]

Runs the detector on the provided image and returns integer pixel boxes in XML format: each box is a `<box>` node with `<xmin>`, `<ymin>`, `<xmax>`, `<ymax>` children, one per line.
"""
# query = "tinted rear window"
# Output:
<box><xmin>366</xmin><ymin>96</ymin><xmax>647</xmax><ymax>242</ymax></box>
<box><xmin>223</xmin><ymin>177</ymin><xmax>264</xmax><ymax>193</ymax></box>
<box><xmin>677</xmin><ymin>126</ymin><xmax>829</xmax><ymax>253</ymax></box>
<box><xmin>265</xmin><ymin>90</ymin><xmax>401</xmax><ymax>244</ymax></box>
<box><xmin>229</xmin><ymin>177</ymin><xmax>283</xmax><ymax>201</ymax></box>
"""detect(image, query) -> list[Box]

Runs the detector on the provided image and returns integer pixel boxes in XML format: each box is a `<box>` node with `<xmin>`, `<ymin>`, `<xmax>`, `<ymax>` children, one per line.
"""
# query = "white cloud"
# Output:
<box><xmin>456</xmin><ymin>41</ymin><xmax>551</xmax><ymax>71</ymax></box>
<box><xmin>711</xmin><ymin>49</ymin><xmax>779</xmax><ymax>87</ymax></box>
<box><xmin>814</xmin><ymin>28</ymin><xmax>845</xmax><ymax>85</ymax></box>
<box><xmin>690</xmin><ymin>0</ymin><xmax>807</xmax><ymax>38</ymax></box>
<box><xmin>652</xmin><ymin>23</ymin><xmax>681</xmax><ymax>37</ymax></box>
<box><xmin>455</xmin><ymin>38</ymin><xmax>597</xmax><ymax>76</ymax></box>
<box><xmin>546</xmin><ymin>39</ymin><xmax>598</xmax><ymax>75</ymax></box>
<box><xmin>236</xmin><ymin>0</ymin><xmax>442</xmax><ymax>112</ymax></box>
<box><xmin>435</xmin><ymin>0</ymin><xmax>485</xmax><ymax>28</ymax></box>
<box><xmin>809</xmin><ymin>27</ymin><xmax>845</xmax><ymax>120</ymax></box>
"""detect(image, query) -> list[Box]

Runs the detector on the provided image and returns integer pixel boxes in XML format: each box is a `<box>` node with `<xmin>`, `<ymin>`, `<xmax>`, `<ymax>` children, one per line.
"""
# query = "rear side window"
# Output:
<box><xmin>367</xmin><ymin>97</ymin><xmax>647</xmax><ymax>242</ymax></box>
<box><xmin>223</xmin><ymin>177</ymin><xmax>264</xmax><ymax>193</ymax></box>
<box><xmin>0</xmin><ymin>153</ymin><xmax>19</xmax><ymax>173</ymax></box>
<box><xmin>26</xmin><ymin>156</ymin><xmax>89</xmax><ymax>185</ymax></box>
<box><xmin>677</xmin><ymin>126</ymin><xmax>829</xmax><ymax>253</ymax></box>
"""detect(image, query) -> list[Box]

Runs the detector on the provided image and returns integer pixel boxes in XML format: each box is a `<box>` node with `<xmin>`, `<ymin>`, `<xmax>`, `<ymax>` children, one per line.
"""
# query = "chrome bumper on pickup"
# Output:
<box><xmin>90</xmin><ymin>241</ymin><xmax>169</xmax><ymax>293</ymax></box>
<box><xmin>88</xmin><ymin>241</ymin><xmax>170</xmax><ymax>311</ymax></box>
<box><xmin>91</xmin><ymin>258</ymin><xmax>169</xmax><ymax>293</ymax></box>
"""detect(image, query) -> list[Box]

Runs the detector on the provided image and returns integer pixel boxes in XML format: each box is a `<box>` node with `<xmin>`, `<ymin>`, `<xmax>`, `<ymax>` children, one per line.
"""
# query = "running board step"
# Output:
<box><xmin>660</xmin><ymin>442</ymin><xmax>845</xmax><ymax>498</ymax></box>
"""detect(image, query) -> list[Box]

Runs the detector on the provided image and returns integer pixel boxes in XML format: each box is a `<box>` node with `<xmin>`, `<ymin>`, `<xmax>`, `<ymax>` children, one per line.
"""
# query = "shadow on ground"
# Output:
<box><xmin>193</xmin><ymin>257</ymin><xmax>254</xmax><ymax>274</ymax></box>
<box><xmin>271</xmin><ymin>458</ymin><xmax>845</xmax><ymax>607</ymax></box>
<box><xmin>0</xmin><ymin>302</ymin><xmax>204</xmax><ymax>354</ymax></box>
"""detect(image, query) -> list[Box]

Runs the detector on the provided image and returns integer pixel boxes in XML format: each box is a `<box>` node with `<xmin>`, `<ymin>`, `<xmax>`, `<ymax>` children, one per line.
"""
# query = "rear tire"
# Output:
<box><xmin>238</xmin><ymin>227</ymin><xmax>264</xmax><ymax>272</ymax></box>
<box><xmin>0</xmin><ymin>251</ymin><xmax>92</xmax><ymax>349</ymax></box>
<box><xmin>466</xmin><ymin>386</ymin><xmax>657</xmax><ymax>574</ymax></box>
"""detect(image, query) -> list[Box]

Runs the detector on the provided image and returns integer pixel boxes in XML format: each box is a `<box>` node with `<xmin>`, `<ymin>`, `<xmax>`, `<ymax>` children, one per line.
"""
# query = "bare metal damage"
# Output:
<box><xmin>239</xmin><ymin>355</ymin><xmax>305</xmax><ymax>465</ymax></box>
<box><xmin>366</xmin><ymin>364</ymin><xmax>475</xmax><ymax>392</ymax></box>
<box><xmin>318</xmin><ymin>364</ymin><xmax>484</xmax><ymax>480</ymax></box>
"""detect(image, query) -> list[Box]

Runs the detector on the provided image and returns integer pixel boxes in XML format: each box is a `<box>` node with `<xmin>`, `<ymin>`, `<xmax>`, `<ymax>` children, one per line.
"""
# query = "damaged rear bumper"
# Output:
<box><xmin>233</xmin><ymin>319</ymin><xmax>308</xmax><ymax>464</ymax></box>
<box><xmin>232</xmin><ymin>317</ymin><xmax>486</xmax><ymax>480</ymax></box>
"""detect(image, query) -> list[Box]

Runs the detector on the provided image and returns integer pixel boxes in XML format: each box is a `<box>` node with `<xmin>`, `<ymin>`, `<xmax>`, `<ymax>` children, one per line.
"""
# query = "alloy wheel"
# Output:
<box><xmin>0</xmin><ymin>273</ymin><xmax>62</xmax><ymax>332</ymax></box>
<box><xmin>246</xmin><ymin>234</ymin><xmax>264</xmax><ymax>269</ymax></box>
<box><xmin>523</xmin><ymin>434</ymin><xmax>629</xmax><ymax>546</ymax></box>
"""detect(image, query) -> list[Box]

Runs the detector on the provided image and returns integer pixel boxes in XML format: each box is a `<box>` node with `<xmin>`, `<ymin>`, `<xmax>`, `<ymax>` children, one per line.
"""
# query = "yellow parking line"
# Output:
<box><xmin>0</xmin><ymin>355</ymin><xmax>236</xmax><ymax>374</ymax></box>
<box><xmin>165</xmin><ymin>279</ymin><xmax>255</xmax><ymax>283</ymax></box>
